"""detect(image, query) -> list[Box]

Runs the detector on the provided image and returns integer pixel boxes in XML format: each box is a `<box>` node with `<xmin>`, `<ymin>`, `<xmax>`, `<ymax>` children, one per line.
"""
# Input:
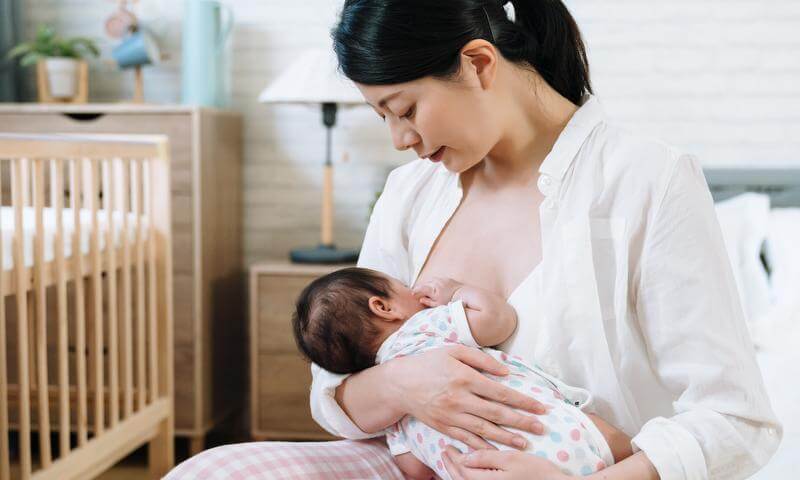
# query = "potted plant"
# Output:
<box><xmin>6</xmin><ymin>25</ymin><xmax>99</xmax><ymax>100</ymax></box>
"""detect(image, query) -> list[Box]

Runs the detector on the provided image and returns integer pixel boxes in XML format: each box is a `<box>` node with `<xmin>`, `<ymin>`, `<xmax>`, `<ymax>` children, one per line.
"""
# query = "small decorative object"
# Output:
<box><xmin>106</xmin><ymin>0</ymin><xmax>163</xmax><ymax>103</ymax></box>
<box><xmin>6</xmin><ymin>24</ymin><xmax>99</xmax><ymax>103</ymax></box>
<box><xmin>181</xmin><ymin>0</ymin><xmax>234</xmax><ymax>107</ymax></box>
<box><xmin>259</xmin><ymin>48</ymin><xmax>366</xmax><ymax>264</ymax></box>
<box><xmin>105</xmin><ymin>0</ymin><xmax>139</xmax><ymax>38</ymax></box>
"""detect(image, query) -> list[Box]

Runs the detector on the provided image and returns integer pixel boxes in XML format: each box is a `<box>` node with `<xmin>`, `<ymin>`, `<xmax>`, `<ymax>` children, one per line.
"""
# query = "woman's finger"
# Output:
<box><xmin>444</xmin><ymin>425</ymin><xmax>496</xmax><ymax>451</ymax></box>
<box><xmin>442</xmin><ymin>447</ymin><xmax>499</xmax><ymax>480</ymax></box>
<box><xmin>464</xmin><ymin>392</ymin><xmax>546</xmax><ymax>436</ymax></box>
<box><xmin>454</xmin><ymin>412</ymin><xmax>528</xmax><ymax>449</ymax></box>
<box><xmin>472</xmin><ymin>375</ymin><xmax>548</xmax><ymax>418</ymax></box>
<box><xmin>448</xmin><ymin>345</ymin><xmax>510</xmax><ymax>377</ymax></box>
<box><xmin>461</xmin><ymin>449</ymin><xmax>514</xmax><ymax>470</ymax></box>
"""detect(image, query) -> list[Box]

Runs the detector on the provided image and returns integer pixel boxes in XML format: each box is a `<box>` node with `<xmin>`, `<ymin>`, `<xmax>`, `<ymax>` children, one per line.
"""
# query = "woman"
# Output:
<box><xmin>167</xmin><ymin>1</ymin><xmax>781</xmax><ymax>479</ymax></box>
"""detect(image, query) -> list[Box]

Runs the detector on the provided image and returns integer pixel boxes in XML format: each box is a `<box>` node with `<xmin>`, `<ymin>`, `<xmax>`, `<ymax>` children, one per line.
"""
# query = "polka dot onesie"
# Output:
<box><xmin>375</xmin><ymin>299</ymin><xmax>615</xmax><ymax>478</ymax></box>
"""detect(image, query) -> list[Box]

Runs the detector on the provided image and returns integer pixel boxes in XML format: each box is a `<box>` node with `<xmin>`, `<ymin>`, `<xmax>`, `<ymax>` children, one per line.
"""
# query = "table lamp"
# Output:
<box><xmin>259</xmin><ymin>48</ymin><xmax>365</xmax><ymax>263</ymax></box>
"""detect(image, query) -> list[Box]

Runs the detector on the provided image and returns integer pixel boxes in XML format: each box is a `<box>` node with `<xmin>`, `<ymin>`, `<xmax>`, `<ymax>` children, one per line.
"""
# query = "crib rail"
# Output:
<box><xmin>0</xmin><ymin>133</ymin><xmax>174</xmax><ymax>480</ymax></box>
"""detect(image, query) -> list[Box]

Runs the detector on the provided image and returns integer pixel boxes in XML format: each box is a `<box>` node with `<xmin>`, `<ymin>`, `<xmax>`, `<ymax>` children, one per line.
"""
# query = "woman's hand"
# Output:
<box><xmin>388</xmin><ymin>345</ymin><xmax>548</xmax><ymax>451</ymax></box>
<box><xmin>442</xmin><ymin>446</ymin><xmax>571</xmax><ymax>480</ymax></box>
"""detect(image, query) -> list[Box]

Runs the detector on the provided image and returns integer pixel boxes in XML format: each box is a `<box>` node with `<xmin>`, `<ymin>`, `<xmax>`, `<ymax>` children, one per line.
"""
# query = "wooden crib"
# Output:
<box><xmin>0</xmin><ymin>133</ymin><xmax>174</xmax><ymax>479</ymax></box>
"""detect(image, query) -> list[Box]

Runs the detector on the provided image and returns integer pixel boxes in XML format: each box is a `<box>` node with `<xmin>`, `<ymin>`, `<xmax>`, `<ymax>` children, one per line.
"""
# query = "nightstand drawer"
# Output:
<box><xmin>250</xmin><ymin>261</ymin><xmax>354</xmax><ymax>441</ymax></box>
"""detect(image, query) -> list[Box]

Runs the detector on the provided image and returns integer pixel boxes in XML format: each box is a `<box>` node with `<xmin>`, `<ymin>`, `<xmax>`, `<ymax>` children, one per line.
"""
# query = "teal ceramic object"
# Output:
<box><xmin>181</xmin><ymin>0</ymin><xmax>233</xmax><ymax>107</ymax></box>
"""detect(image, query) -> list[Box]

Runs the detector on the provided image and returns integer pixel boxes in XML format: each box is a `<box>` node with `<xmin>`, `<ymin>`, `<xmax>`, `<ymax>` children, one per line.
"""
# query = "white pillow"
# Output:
<box><xmin>764</xmin><ymin>208</ymin><xmax>800</xmax><ymax>305</ymax></box>
<box><xmin>714</xmin><ymin>193</ymin><xmax>772</xmax><ymax>324</ymax></box>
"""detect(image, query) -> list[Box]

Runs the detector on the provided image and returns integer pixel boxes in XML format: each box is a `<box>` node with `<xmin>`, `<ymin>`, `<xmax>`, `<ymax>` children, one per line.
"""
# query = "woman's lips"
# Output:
<box><xmin>430</xmin><ymin>146</ymin><xmax>446</xmax><ymax>162</ymax></box>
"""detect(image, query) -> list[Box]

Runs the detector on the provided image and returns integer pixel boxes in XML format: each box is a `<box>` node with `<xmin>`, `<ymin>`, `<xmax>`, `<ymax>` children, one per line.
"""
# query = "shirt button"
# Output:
<box><xmin>544</xmin><ymin>199</ymin><xmax>557</xmax><ymax>210</ymax></box>
<box><xmin>537</xmin><ymin>174</ymin><xmax>552</xmax><ymax>194</ymax></box>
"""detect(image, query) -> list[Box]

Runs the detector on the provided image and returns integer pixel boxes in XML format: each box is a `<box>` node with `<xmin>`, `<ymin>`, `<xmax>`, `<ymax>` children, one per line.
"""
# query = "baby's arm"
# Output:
<box><xmin>453</xmin><ymin>284</ymin><xmax>517</xmax><ymax>346</ymax></box>
<box><xmin>393</xmin><ymin>453</ymin><xmax>436</xmax><ymax>480</ymax></box>
<box><xmin>413</xmin><ymin>277</ymin><xmax>517</xmax><ymax>346</ymax></box>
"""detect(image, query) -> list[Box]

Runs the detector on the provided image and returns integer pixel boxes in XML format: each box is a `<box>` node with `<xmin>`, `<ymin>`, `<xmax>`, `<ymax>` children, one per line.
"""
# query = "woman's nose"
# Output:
<box><xmin>390</xmin><ymin>123</ymin><xmax>420</xmax><ymax>152</ymax></box>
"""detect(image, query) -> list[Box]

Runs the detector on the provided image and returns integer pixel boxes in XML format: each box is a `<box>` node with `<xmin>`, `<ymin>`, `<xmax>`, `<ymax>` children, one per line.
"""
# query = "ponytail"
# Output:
<box><xmin>497</xmin><ymin>0</ymin><xmax>592</xmax><ymax>104</ymax></box>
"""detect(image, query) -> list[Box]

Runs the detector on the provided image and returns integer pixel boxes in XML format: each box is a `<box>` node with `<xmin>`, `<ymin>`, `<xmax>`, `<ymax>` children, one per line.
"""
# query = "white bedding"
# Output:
<box><xmin>750</xmin><ymin>348</ymin><xmax>800</xmax><ymax>478</ymax></box>
<box><xmin>1</xmin><ymin>207</ymin><xmax>149</xmax><ymax>271</ymax></box>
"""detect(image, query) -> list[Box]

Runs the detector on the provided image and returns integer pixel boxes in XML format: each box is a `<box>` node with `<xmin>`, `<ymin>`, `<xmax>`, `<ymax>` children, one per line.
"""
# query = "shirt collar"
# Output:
<box><xmin>538</xmin><ymin>94</ymin><xmax>605</xmax><ymax>181</ymax></box>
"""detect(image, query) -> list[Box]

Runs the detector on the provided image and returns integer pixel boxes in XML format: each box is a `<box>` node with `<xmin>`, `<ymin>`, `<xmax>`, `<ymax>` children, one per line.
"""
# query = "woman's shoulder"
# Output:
<box><xmin>583</xmin><ymin>121</ymin><xmax>700</xmax><ymax>200</ymax></box>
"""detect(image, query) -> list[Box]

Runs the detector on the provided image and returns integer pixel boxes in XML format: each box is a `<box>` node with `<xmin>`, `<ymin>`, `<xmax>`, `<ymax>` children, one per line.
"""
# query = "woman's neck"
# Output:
<box><xmin>477</xmin><ymin>72</ymin><xmax>579</xmax><ymax>190</ymax></box>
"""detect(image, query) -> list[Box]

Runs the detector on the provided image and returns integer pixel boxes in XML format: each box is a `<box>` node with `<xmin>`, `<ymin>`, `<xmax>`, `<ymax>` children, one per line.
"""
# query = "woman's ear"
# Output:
<box><xmin>459</xmin><ymin>39</ymin><xmax>498</xmax><ymax>91</ymax></box>
<box><xmin>368</xmin><ymin>295</ymin><xmax>404</xmax><ymax>322</ymax></box>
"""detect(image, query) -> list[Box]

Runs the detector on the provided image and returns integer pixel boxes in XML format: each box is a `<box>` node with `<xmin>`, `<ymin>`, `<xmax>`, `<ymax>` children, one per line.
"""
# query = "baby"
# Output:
<box><xmin>292</xmin><ymin>267</ymin><xmax>632</xmax><ymax>479</ymax></box>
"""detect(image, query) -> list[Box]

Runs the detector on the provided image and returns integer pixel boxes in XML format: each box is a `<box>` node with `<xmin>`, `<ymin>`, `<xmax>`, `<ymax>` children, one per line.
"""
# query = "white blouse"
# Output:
<box><xmin>309</xmin><ymin>96</ymin><xmax>782</xmax><ymax>480</ymax></box>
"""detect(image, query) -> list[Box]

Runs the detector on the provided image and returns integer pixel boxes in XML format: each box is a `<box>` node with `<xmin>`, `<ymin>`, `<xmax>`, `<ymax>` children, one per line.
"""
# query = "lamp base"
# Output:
<box><xmin>290</xmin><ymin>244</ymin><xmax>359</xmax><ymax>264</ymax></box>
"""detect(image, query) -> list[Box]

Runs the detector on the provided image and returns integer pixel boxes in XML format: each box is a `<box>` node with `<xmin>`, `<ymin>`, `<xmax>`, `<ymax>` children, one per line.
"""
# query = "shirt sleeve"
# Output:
<box><xmin>308</xmin><ymin>172</ymin><xmax>405</xmax><ymax>439</ymax></box>
<box><xmin>631</xmin><ymin>153</ymin><xmax>782</xmax><ymax>480</ymax></box>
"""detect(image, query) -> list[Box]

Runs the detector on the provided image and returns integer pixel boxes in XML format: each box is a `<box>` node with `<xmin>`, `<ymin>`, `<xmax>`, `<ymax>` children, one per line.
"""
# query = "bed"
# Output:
<box><xmin>705</xmin><ymin>167</ymin><xmax>800</xmax><ymax>479</ymax></box>
<box><xmin>0</xmin><ymin>133</ymin><xmax>174</xmax><ymax>479</ymax></box>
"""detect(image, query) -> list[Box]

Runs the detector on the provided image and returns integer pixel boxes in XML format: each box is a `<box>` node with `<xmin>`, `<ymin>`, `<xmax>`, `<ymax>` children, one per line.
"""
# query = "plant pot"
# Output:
<box><xmin>44</xmin><ymin>57</ymin><xmax>80</xmax><ymax>98</ymax></box>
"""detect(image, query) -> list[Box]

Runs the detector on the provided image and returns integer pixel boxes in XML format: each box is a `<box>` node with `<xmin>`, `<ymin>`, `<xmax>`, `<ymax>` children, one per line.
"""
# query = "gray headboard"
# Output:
<box><xmin>704</xmin><ymin>168</ymin><xmax>800</xmax><ymax>207</ymax></box>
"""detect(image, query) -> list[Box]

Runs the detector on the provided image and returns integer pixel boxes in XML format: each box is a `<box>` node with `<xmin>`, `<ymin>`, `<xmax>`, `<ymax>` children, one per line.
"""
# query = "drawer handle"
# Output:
<box><xmin>62</xmin><ymin>112</ymin><xmax>106</xmax><ymax>122</ymax></box>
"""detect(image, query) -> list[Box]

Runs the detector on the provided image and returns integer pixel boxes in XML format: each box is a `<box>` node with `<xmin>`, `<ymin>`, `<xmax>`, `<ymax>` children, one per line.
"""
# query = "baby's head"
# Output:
<box><xmin>292</xmin><ymin>267</ymin><xmax>424</xmax><ymax>374</ymax></box>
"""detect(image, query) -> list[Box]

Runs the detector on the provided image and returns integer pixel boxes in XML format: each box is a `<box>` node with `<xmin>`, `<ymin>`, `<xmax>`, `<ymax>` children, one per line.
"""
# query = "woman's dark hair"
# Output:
<box><xmin>292</xmin><ymin>267</ymin><xmax>394</xmax><ymax>374</ymax></box>
<box><xmin>332</xmin><ymin>0</ymin><xmax>592</xmax><ymax>105</ymax></box>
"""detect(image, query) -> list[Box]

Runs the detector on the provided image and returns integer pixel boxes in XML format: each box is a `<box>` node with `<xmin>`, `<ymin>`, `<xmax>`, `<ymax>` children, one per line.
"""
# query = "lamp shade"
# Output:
<box><xmin>258</xmin><ymin>48</ymin><xmax>365</xmax><ymax>106</ymax></box>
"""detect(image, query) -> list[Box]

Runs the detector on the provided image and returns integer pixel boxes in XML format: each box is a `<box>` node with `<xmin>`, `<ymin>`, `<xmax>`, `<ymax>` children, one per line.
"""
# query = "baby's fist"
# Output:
<box><xmin>412</xmin><ymin>277</ymin><xmax>462</xmax><ymax>307</ymax></box>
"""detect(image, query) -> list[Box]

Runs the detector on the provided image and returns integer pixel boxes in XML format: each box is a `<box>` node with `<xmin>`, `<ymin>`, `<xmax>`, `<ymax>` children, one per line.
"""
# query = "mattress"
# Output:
<box><xmin>1</xmin><ymin>207</ymin><xmax>149</xmax><ymax>271</ymax></box>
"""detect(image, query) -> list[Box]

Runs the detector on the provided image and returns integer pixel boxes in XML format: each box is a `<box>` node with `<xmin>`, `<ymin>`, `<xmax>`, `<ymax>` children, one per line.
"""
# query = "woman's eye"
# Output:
<box><xmin>402</xmin><ymin>107</ymin><xmax>415</xmax><ymax>119</ymax></box>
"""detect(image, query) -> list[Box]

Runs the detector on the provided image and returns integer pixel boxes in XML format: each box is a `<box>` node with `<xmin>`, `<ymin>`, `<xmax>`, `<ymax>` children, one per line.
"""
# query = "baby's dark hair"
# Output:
<box><xmin>292</xmin><ymin>267</ymin><xmax>394</xmax><ymax>374</ymax></box>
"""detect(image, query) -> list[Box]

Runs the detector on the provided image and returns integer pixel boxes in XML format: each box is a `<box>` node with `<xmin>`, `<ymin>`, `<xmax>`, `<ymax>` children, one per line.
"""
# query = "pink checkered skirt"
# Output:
<box><xmin>164</xmin><ymin>438</ymin><xmax>406</xmax><ymax>479</ymax></box>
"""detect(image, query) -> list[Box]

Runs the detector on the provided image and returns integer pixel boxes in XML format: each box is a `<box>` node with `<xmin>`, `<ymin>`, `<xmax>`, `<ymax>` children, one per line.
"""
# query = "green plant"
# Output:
<box><xmin>6</xmin><ymin>25</ymin><xmax>100</xmax><ymax>67</ymax></box>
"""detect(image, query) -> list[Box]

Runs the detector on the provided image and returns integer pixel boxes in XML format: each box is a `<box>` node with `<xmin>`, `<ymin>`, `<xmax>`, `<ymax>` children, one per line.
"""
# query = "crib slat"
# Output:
<box><xmin>120</xmin><ymin>159</ymin><xmax>134</xmax><ymax>417</ymax></box>
<box><xmin>104</xmin><ymin>160</ymin><xmax>120</xmax><ymax>427</ymax></box>
<box><xmin>145</xmin><ymin>159</ymin><xmax>158</xmax><ymax>402</ymax></box>
<box><xmin>0</xmin><ymin>160</ymin><xmax>10</xmax><ymax>480</ymax></box>
<box><xmin>12</xmin><ymin>158</ymin><xmax>32</xmax><ymax>479</ymax></box>
<box><xmin>33</xmin><ymin>159</ymin><xmax>53</xmax><ymax>468</ymax></box>
<box><xmin>88</xmin><ymin>158</ymin><xmax>104</xmax><ymax>436</ymax></box>
<box><xmin>134</xmin><ymin>160</ymin><xmax>147</xmax><ymax>409</ymax></box>
<box><xmin>71</xmin><ymin>159</ymin><xmax>89</xmax><ymax>446</ymax></box>
<box><xmin>52</xmin><ymin>158</ymin><xmax>71</xmax><ymax>459</ymax></box>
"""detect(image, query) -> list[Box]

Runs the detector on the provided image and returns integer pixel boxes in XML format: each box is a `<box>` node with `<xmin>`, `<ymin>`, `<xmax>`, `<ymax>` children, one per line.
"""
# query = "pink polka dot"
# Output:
<box><xmin>530</xmin><ymin>386</ymin><xmax>542</xmax><ymax>394</ymax></box>
<box><xmin>570</xmin><ymin>429</ymin><xmax>581</xmax><ymax>441</ymax></box>
<box><xmin>597</xmin><ymin>461</ymin><xmax>606</xmax><ymax>471</ymax></box>
<box><xmin>557</xmin><ymin>450</ymin><xmax>569</xmax><ymax>462</ymax></box>
<box><xmin>420</xmin><ymin>324</ymin><xmax>428</xmax><ymax>331</ymax></box>
<box><xmin>447</xmin><ymin>332</ymin><xmax>458</xmax><ymax>342</ymax></box>
<box><xmin>501</xmin><ymin>353</ymin><xmax>508</xmax><ymax>362</ymax></box>
<box><xmin>438</xmin><ymin>438</ymin><xmax>447</xmax><ymax>449</ymax></box>
<box><xmin>416</xmin><ymin>433</ymin><xmax>423</xmax><ymax>444</ymax></box>
<box><xmin>437</xmin><ymin>460</ymin><xmax>444</xmax><ymax>471</ymax></box>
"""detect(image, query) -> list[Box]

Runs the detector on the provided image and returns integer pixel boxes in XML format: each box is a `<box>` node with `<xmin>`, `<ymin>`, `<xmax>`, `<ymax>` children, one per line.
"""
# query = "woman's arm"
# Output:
<box><xmin>631</xmin><ymin>153</ymin><xmax>781</xmax><ymax>479</ymax></box>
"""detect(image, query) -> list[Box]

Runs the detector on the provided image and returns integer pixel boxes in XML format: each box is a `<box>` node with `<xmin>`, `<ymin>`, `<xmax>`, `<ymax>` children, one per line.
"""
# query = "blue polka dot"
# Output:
<box><xmin>549</xmin><ymin>431</ymin><xmax>562</xmax><ymax>443</ymax></box>
<box><xmin>438</xmin><ymin>323</ymin><xmax>447</xmax><ymax>331</ymax></box>
<box><xmin>509</xmin><ymin>379</ymin><xmax>523</xmax><ymax>388</ymax></box>
<box><xmin>430</xmin><ymin>444</ymin><xmax>437</xmax><ymax>454</ymax></box>
<box><xmin>535</xmin><ymin>450</ymin><xmax>548</xmax><ymax>458</ymax></box>
<box><xmin>563</xmin><ymin>416</ymin><xmax>575</xmax><ymax>423</ymax></box>
<box><xmin>581</xmin><ymin>465</ymin><xmax>593</xmax><ymax>475</ymax></box>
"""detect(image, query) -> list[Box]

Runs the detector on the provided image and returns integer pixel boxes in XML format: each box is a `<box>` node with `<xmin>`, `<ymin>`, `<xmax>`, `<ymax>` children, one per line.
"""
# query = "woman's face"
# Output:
<box><xmin>355</xmin><ymin>44</ymin><xmax>502</xmax><ymax>173</ymax></box>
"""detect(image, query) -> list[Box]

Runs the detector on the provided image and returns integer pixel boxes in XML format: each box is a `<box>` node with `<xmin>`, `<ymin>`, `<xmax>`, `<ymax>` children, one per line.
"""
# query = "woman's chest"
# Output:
<box><xmin>411</xmin><ymin>188</ymin><xmax>544</xmax><ymax>299</ymax></box>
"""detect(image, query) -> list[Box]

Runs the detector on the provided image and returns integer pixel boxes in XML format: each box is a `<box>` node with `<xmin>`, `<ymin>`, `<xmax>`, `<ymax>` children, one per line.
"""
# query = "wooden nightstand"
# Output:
<box><xmin>249</xmin><ymin>260</ymin><xmax>356</xmax><ymax>440</ymax></box>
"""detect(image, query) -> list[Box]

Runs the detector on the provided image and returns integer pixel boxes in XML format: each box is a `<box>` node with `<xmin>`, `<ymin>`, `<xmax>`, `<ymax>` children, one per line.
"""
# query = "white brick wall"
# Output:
<box><xmin>20</xmin><ymin>0</ymin><xmax>800</xmax><ymax>262</ymax></box>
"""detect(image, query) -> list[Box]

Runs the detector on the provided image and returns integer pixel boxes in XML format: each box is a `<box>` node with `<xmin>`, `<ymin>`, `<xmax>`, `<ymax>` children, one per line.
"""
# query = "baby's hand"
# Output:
<box><xmin>412</xmin><ymin>277</ymin><xmax>462</xmax><ymax>307</ymax></box>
